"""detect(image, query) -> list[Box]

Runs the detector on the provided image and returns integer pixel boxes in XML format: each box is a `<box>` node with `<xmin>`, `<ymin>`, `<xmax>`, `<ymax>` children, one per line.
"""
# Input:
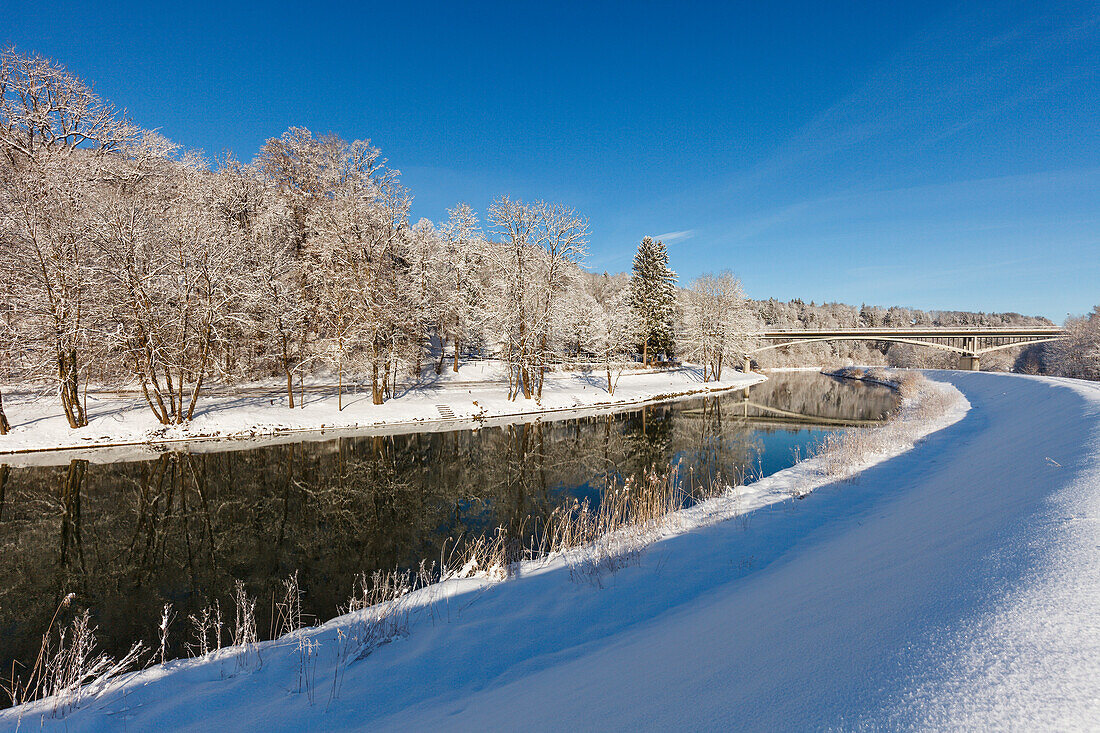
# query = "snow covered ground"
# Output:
<box><xmin>4</xmin><ymin>370</ymin><xmax>1099</xmax><ymax>730</ymax></box>
<box><xmin>0</xmin><ymin>364</ymin><xmax>762</xmax><ymax>460</ymax></box>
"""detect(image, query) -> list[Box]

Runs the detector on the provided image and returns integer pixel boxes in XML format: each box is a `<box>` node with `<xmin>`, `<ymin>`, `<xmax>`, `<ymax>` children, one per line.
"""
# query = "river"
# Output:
<box><xmin>0</xmin><ymin>372</ymin><xmax>896</xmax><ymax>687</ymax></box>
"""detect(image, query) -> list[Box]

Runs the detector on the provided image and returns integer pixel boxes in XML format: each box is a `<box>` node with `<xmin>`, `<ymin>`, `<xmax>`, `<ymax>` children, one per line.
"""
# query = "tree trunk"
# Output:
<box><xmin>185</xmin><ymin>371</ymin><xmax>205</xmax><ymax>421</ymax></box>
<box><xmin>281</xmin><ymin>333</ymin><xmax>295</xmax><ymax>408</ymax></box>
<box><xmin>643</xmin><ymin>340</ymin><xmax>648</xmax><ymax>368</ymax></box>
<box><xmin>164</xmin><ymin>367</ymin><xmax>177</xmax><ymax>422</ymax></box>
<box><xmin>139</xmin><ymin>377</ymin><xmax>169</xmax><ymax>425</ymax></box>
<box><xmin>137</xmin><ymin>334</ymin><xmax>172</xmax><ymax>423</ymax></box>
<box><xmin>176</xmin><ymin>365</ymin><xmax>186</xmax><ymax>425</ymax></box>
<box><xmin>453</xmin><ymin>337</ymin><xmax>460</xmax><ymax>372</ymax></box>
<box><xmin>184</xmin><ymin>333</ymin><xmax>213</xmax><ymax>422</ymax></box>
<box><xmin>505</xmin><ymin>343</ymin><xmax>516</xmax><ymax>400</ymax></box>
<box><xmin>0</xmin><ymin>388</ymin><xmax>10</xmax><ymax>434</ymax></box>
<box><xmin>371</xmin><ymin>341</ymin><xmax>384</xmax><ymax>405</ymax></box>
<box><xmin>57</xmin><ymin>347</ymin><xmax>87</xmax><ymax>428</ymax></box>
<box><xmin>536</xmin><ymin>333</ymin><xmax>548</xmax><ymax>400</ymax></box>
<box><xmin>520</xmin><ymin>365</ymin><xmax>532</xmax><ymax>399</ymax></box>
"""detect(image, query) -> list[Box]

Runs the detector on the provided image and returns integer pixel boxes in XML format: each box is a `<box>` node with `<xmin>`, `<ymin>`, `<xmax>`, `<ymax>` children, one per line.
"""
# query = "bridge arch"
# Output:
<box><xmin>748</xmin><ymin>336</ymin><xmax>969</xmax><ymax>355</ymax></box>
<box><xmin>742</xmin><ymin>328</ymin><xmax>1064</xmax><ymax>372</ymax></box>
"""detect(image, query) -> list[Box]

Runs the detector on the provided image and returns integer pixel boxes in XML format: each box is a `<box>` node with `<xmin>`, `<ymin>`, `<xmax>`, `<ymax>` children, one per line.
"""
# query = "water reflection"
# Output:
<box><xmin>0</xmin><ymin>373</ymin><xmax>894</xmax><ymax>681</ymax></box>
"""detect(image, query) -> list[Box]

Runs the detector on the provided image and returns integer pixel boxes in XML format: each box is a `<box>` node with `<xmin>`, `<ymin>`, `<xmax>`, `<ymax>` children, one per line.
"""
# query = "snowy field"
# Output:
<box><xmin>0</xmin><ymin>364</ymin><xmax>762</xmax><ymax>460</ymax></box>
<box><xmin>3</xmin><ymin>370</ymin><xmax>1099</xmax><ymax>731</ymax></box>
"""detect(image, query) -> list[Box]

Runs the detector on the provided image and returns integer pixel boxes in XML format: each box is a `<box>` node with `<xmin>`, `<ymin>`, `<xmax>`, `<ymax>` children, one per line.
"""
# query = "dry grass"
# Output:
<box><xmin>537</xmin><ymin>469</ymin><xmax>715</xmax><ymax>583</ymax></box>
<box><xmin>156</xmin><ymin>603</ymin><xmax>175</xmax><ymax>666</ymax></box>
<box><xmin>274</xmin><ymin>571</ymin><xmax>305</xmax><ymax>639</ymax></box>
<box><xmin>800</xmin><ymin>368</ymin><xmax>954</xmax><ymax>490</ymax></box>
<box><xmin>230</xmin><ymin>581</ymin><xmax>261</xmax><ymax>674</ymax></box>
<box><xmin>327</xmin><ymin>565</ymin><xmax>436</xmax><ymax>704</ymax></box>
<box><xmin>425</xmin><ymin>467</ymin><xmax>730</xmax><ymax>588</ymax></box>
<box><xmin>186</xmin><ymin>600</ymin><xmax>224</xmax><ymax>658</ymax></box>
<box><xmin>3</xmin><ymin>596</ymin><xmax>144</xmax><ymax>716</ymax></box>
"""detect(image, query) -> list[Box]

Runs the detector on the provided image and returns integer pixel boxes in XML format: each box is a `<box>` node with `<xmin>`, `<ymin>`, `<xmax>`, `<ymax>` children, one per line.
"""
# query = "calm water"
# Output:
<box><xmin>0</xmin><ymin>373</ymin><xmax>895</xmax><ymax>681</ymax></box>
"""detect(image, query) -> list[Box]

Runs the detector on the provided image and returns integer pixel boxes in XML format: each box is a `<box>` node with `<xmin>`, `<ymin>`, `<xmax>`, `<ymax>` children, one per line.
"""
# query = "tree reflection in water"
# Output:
<box><xmin>0</xmin><ymin>373</ymin><xmax>895</xmax><ymax>681</ymax></box>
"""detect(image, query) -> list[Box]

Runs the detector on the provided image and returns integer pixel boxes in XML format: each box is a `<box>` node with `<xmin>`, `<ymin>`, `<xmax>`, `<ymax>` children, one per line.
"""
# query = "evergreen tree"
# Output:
<box><xmin>629</xmin><ymin>236</ymin><xmax>678</xmax><ymax>364</ymax></box>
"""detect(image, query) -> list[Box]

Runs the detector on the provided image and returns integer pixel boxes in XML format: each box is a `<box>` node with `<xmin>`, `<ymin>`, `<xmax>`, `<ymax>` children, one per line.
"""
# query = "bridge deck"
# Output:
<box><xmin>760</xmin><ymin>327</ymin><xmax>1062</xmax><ymax>339</ymax></box>
<box><xmin>748</xmin><ymin>326</ymin><xmax>1065</xmax><ymax>369</ymax></box>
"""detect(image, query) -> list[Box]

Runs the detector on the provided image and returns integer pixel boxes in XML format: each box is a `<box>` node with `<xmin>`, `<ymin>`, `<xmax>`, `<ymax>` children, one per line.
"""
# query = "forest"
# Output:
<box><xmin>0</xmin><ymin>49</ymin><xmax>759</xmax><ymax>434</ymax></box>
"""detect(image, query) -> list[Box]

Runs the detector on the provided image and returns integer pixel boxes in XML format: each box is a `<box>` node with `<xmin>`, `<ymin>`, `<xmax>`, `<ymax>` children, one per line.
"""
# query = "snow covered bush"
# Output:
<box><xmin>1042</xmin><ymin>306</ymin><xmax>1100</xmax><ymax>381</ymax></box>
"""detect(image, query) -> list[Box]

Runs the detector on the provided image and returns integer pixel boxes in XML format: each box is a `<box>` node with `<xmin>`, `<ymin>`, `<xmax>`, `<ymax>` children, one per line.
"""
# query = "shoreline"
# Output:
<box><xmin>0</xmin><ymin>367</ymin><xmax>766</xmax><ymax>463</ymax></box>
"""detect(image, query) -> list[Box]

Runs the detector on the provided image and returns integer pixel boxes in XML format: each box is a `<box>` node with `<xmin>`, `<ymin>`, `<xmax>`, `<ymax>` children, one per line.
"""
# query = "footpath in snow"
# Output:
<box><xmin>4</xmin><ymin>371</ymin><xmax>1099</xmax><ymax>730</ymax></box>
<box><xmin>0</xmin><ymin>364</ymin><xmax>763</xmax><ymax>460</ymax></box>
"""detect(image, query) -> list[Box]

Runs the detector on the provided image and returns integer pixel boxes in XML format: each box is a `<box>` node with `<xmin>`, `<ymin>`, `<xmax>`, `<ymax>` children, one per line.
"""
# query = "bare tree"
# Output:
<box><xmin>590</xmin><ymin>287</ymin><xmax>638</xmax><ymax>394</ymax></box>
<box><xmin>218</xmin><ymin>160</ymin><xmax>305</xmax><ymax>406</ymax></box>
<box><xmin>296</xmin><ymin>131</ymin><xmax>410</xmax><ymax>406</ymax></box>
<box><xmin>437</xmin><ymin>203</ymin><xmax>485</xmax><ymax>372</ymax></box>
<box><xmin>532</xmin><ymin>202</ymin><xmax>589</xmax><ymax>399</ymax></box>
<box><xmin>0</xmin><ymin>48</ymin><xmax>141</xmax><ymax>427</ymax></box>
<box><xmin>0</xmin><ymin>273</ymin><xmax>14</xmax><ymax>433</ymax></box>
<box><xmin>680</xmin><ymin>272</ymin><xmax>758</xmax><ymax>381</ymax></box>
<box><xmin>487</xmin><ymin>197</ymin><xmax>588</xmax><ymax>400</ymax></box>
<box><xmin>1044</xmin><ymin>307</ymin><xmax>1100</xmax><ymax>381</ymax></box>
<box><xmin>97</xmin><ymin>152</ymin><xmax>251</xmax><ymax>423</ymax></box>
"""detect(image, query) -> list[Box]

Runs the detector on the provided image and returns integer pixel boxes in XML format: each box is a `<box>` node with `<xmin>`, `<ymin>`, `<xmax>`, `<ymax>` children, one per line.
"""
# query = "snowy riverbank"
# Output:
<box><xmin>7</xmin><ymin>371</ymin><xmax>1099</xmax><ymax>730</ymax></box>
<box><xmin>0</xmin><ymin>365</ymin><xmax>764</xmax><ymax>459</ymax></box>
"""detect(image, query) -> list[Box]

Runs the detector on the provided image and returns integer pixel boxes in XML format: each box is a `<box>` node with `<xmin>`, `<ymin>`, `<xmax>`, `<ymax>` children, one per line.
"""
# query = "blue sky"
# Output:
<box><xmin>4</xmin><ymin>0</ymin><xmax>1097</xmax><ymax>320</ymax></box>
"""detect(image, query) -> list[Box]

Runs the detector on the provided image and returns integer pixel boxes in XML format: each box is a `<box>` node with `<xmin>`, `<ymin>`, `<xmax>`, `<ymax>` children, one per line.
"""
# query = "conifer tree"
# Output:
<box><xmin>629</xmin><ymin>236</ymin><xmax>678</xmax><ymax>365</ymax></box>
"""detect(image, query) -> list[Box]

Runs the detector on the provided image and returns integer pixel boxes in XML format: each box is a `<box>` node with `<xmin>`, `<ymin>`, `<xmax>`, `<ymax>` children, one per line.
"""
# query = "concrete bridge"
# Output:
<box><xmin>745</xmin><ymin>326</ymin><xmax>1064</xmax><ymax>371</ymax></box>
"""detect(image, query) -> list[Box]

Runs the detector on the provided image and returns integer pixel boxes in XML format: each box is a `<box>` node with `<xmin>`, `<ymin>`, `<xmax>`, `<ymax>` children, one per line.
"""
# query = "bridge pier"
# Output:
<box><xmin>960</xmin><ymin>354</ymin><xmax>980</xmax><ymax>371</ymax></box>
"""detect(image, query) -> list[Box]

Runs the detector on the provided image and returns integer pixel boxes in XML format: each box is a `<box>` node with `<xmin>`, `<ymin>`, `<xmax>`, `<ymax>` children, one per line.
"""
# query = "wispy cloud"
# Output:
<box><xmin>720</xmin><ymin>5</ymin><xmax>1100</xmax><ymax>198</ymax></box>
<box><xmin>654</xmin><ymin>230</ymin><xmax>695</xmax><ymax>243</ymax></box>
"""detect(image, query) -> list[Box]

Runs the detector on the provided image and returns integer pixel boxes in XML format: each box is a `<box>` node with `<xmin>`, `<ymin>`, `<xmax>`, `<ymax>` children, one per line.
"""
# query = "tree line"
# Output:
<box><xmin>4</xmin><ymin>48</ymin><xmax>1093</xmax><ymax>436</ymax></box>
<box><xmin>0</xmin><ymin>49</ymin><xmax>759</xmax><ymax>433</ymax></box>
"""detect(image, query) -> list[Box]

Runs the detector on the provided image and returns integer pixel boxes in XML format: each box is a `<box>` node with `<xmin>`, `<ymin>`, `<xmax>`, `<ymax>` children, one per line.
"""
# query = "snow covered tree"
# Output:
<box><xmin>0</xmin><ymin>48</ymin><xmax>141</xmax><ymax>427</ymax></box>
<box><xmin>532</xmin><ymin>203</ymin><xmax>589</xmax><ymax>399</ymax></box>
<box><xmin>97</xmin><ymin>151</ymin><xmax>252</xmax><ymax>423</ymax></box>
<box><xmin>403</xmin><ymin>218</ymin><xmax>441</xmax><ymax>377</ymax></box>
<box><xmin>629</xmin><ymin>236</ymin><xmax>678</xmax><ymax>365</ymax></box>
<box><xmin>219</xmin><ymin>160</ymin><xmax>304</xmax><ymax>406</ymax></box>
<box><xmin>680</xmin><ymin>272</ymin><xmax>758</xmax><ymax>381</ymax></box>
<box><xmin>259</xmin><ymin>128</ymin><xmax>411</xmax><ymax>407</ymax></box>
<box><xmin>1045</xmin><ymin>307</ymin><xmax>1100</xmax><ymax>381</ymax></box>
<box><xmin>0</xmin><ymin>273</ymin><xmax>15</xmax><ymax>433</ymax></box>
<box><xmin>437</xmin><ymin>203</ymin><xmax>485</xmax><ymax>372</ymax></box>
<box><xmin>590</xmin><ymin>286</ymin><xmax>638</xmax><ymax>394</ymax></box>
<box><xmin>486</xmin><ymin>197</ymin><xmax>588</xmax><ymax>400</ymax></box>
